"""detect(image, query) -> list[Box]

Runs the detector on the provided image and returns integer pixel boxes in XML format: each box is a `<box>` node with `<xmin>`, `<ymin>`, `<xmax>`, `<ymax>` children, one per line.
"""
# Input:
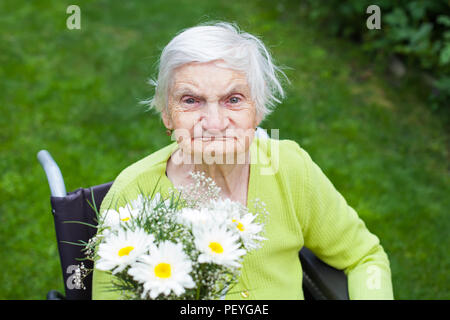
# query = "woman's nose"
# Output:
<box><xmin>201</xmin><ymin>103</ymin><xmax>228</xmax><ymax>131</ymax></box>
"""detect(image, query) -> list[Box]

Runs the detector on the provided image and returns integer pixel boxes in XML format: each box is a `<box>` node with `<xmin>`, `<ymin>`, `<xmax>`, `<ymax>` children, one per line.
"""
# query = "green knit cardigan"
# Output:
<box><xmin>92</xmin><ymin>138</ymin><xmax>394</xmax><ymax>300</ymax></box>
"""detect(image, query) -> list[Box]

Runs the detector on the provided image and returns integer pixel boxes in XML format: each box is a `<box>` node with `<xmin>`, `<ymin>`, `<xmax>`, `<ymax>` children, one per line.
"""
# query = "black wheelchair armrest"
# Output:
<box><xmin>300</xmin><ymin>247</ymin><xmax>349</xmax><ymax>300</ymax></box>
<box><xmin>46</xmin><ymin>290</ymin><xmax>66</xmax><ymax>300</ymax></box>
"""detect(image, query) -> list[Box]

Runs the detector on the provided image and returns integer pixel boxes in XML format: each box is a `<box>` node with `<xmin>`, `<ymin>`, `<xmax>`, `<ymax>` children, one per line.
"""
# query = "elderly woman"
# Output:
<box><xmin>92</xmin><ymin>21</ymin><xmax>393</xmax><ymax>300</ymax></box>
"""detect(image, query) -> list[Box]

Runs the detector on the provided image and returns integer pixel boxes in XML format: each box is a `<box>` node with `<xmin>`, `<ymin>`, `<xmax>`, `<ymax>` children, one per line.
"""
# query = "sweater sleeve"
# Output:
<box><xmin>294</xmin><ymin>142</ymin><xmax>394</xmax><ymax>299</ymax></box>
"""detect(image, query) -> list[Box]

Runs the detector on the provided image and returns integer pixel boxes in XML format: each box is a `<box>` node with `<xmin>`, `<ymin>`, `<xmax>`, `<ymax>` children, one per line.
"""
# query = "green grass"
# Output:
<box><xmin>0</xmin><ymin>0</ymin><xmax>448</xmax><ymax>299</ymax></box>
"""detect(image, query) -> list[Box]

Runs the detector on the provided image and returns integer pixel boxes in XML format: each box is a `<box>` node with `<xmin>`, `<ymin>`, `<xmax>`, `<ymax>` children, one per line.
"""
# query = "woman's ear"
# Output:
<box><xmin>162</xmin><ymin>110</ymin><xmax>174</xmax><ymax>130</ymax></box>
<box><xmin>254</xmin><ymin>112</ymin><xmax>263</xmax><ymax>129</ymax></box>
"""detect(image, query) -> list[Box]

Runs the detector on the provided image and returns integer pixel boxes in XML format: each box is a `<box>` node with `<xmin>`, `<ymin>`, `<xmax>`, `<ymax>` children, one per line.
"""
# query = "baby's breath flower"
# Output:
<box><xmin>72</xmin><ymin>263</ymin><xmax>89</xmax><ymax>290</ymax></box>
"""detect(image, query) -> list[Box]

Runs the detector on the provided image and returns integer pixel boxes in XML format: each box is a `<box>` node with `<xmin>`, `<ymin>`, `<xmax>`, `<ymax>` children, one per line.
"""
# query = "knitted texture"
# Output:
<box><xmin>92</xmin><ymin>138</ymin><xmax>394</xmax><ymax>300</ymax></box>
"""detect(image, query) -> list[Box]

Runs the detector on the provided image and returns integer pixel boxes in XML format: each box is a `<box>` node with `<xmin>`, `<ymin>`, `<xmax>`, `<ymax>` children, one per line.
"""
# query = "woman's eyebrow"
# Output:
<box><xmin>174</xmin><ymin>84</ymin><xmax>248</xmax><ymax>97</ymax></box>
<box><xmin>223</xmin><ymin>84</ymin><xmax>247</xmax><ymax>96</ymax></box>
<box><xmin>173</xmin><ymin>87</ymin><xmax>200</xmax><ymax>97</ymax></box>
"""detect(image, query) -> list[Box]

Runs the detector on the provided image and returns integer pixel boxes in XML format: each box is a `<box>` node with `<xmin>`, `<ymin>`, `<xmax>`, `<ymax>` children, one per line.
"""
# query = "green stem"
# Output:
<box><xmin>196</xmin><ymin>283</ymin><xmax>201</xmax><ymax>300</ymax></box>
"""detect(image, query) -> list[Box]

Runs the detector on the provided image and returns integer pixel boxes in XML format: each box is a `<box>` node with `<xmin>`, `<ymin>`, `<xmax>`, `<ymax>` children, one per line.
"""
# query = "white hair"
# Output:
<box><xmin>142</xmin><ymin>21</ymin><xmax>290</xmax><ymax>120</ymax></box>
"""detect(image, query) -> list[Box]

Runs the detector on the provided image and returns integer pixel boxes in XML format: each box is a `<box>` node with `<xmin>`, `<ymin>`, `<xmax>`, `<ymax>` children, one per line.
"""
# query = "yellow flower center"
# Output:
<box><xmin>154</xmin><ymin>263</ymin><xmax>171</xmax><ymax>278</ymax></box>
<box><xmin>209</xmin><ymin>242</ymin><xmax>224</xmax><ymax>254</ymax></box>
<box><xmin>118</xmin><ymin>246</ymin><xmax>134</xmax><ymax>257</ymax></box>
<box><xmin>121</xmin><ymin>217</ymin><xmax>130</xmax><ymax>222</ymax></box>
<box><xmin>232</xmin><ymin>219</ymin><xmax>245</xmax><ymax>232</ymax></box>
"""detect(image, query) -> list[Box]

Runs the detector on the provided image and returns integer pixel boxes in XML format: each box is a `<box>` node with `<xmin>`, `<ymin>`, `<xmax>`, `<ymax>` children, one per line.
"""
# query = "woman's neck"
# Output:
<box><xmin>166</xmin><ymin>149</ymin><xmax>251</xmax><ymax>205</ymax></box>
<box><xmin>193</xmin><ymin>161</ymin><xmax>250</xmax><ymax>196</ymax></box>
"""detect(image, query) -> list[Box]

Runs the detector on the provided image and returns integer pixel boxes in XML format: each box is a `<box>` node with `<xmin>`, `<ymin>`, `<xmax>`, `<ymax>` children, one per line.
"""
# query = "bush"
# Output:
<box><xmin>295</xmin><ymin>0</ymin><xmax>450</xmax><ymax>113</ymax></box>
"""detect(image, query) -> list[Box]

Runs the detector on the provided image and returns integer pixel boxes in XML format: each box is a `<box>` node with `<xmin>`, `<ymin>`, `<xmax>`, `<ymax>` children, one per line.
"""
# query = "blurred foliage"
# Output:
<box><xmin>292</xmin><ymin>0</ymin><xmax>450</xmax><ymax>114</ymax></box>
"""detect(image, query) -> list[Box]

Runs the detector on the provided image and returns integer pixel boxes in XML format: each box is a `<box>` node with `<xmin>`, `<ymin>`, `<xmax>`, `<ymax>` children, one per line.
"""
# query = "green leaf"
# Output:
<box><xmin>439</xmin><ymin>43</ymin><xmax>450</xmax><ymax>65</ymax></box>
<box><xmin>437</xmin><ymin>15</ymin><xmax>450</xmax><ymax>27</ymax></box>
<box><xmin>384</xmin><ymin>8</ymin><xmax>409</xmax><ymax>28</ymax></box>
<box><xmin>62</xmin><ymin>220</ymin><xmax>98</xmax><ymax>229</ymax></box>
<box><xmin>410</xmin><ymin>23</ymin><xmax>433</xmax><ymax>45</ymax></box>
<box><xmin>60</xmin><ymin>240</ymin><xmax>86</xmax><ymax>247</ymax></box>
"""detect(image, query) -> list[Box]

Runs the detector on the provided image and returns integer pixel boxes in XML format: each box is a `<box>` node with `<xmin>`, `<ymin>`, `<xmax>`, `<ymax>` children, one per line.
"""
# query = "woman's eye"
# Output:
<box><xmin>184</xmin><ymin>97</ymin><xmax>196</xmax><ymax>104</ymax></box>
<box><xmin>229</xmin><ymin>96</ymin><xmax>241</xmax><ymax>104</ymax></box>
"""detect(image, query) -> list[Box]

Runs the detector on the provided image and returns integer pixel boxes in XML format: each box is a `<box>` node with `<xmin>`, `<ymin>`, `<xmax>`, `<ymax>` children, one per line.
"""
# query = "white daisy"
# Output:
<box><xmin>96</xmin><ymin>228</ymin><xmax>155</xmax><ymax>274</ymax></box>
<box><xmin>100</xmin><ymin>192</ymin><xmax>167</xmax><ymax>229</ymax></box>
<box><xmin>148</xmin><ymin>192</ymin><xmax>169</xmax><ymax>209</ymax></box>
<box><xmin>129</xmin><ymin>194</ymin><xmax>146</xmax><ymax>212</ymax></box>
<box><xmin>138</xmin><ymin>192</ymin><xmax>173</xmax><ymax>219</ymax></box>
<box><xmin>137</xmin><ymin>192</ymin><xmax>167</xmax><ymax>211</ymax></box>
<box><xmin>194</xmin><ymin>226</ymin><xmax>246</xmax><ymax>268</ymax></box>
<box><xmin>178</xmin><ymin>203</ymin><xmax>237</xmax><ymax>230</ymax></box>
<box><xmin>128</xmin><ymin>241</ymin><xmax>195</xmax><ymax>299</ymax></box>
<box><xmin>208</xmin><ymin>198</ymin><xmax>245</xmax><ymax>217</ymax></box>
<box><xmin>100</xmin><ymin>203</ymin><xmax>141</xmax><ymax>230</ymax></box>
<box><xmin>230</xmin><ymin>213</ymin><xmax>266</xmax><ymax>250</ymax></box>
<box><xmin>177</xmin><ymin>208</ymin><xmax>217</xmax><ymax>228</ymax></box>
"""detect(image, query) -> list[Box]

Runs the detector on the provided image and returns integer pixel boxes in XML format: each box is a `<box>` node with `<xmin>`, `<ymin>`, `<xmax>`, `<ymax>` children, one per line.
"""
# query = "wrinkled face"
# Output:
<box><xmin>163</xmin><ymin>60</ymin><xmax>261</xmax><ymax>164</ymax></box>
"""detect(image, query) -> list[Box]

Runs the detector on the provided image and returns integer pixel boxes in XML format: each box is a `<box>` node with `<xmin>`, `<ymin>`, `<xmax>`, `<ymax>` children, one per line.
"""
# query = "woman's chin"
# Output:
<box><xmin>175</xmin><ymin>138</ymin><xmax>251</xmax><ymax>164</ymax></box>
<box><xmin>192</xmin><ymin>139</ymin><xmax>233</xmax><ymax>152</ymax></box>
<box><xmin>188</xmin><ymin>146</ymin><xmax>238</xmax><ymax>164</ymax></box>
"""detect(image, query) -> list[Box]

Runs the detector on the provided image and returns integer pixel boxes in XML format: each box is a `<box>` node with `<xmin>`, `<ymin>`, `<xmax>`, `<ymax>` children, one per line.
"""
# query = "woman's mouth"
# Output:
<box><xmin>192</xmin><ymin>136</ymin><xmax>233</xmax><ymax>141</ymax></box>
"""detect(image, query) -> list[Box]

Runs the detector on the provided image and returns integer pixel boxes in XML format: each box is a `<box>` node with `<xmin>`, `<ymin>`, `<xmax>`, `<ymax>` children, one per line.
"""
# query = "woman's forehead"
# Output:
<box><xmin>171</xmin><ymin>63</ymin><xmax>249</xmax><ymax>94</ymax></box>
<box><xmin>174</xmin><ymin>61</ymin><xmax>245</xmax><ymax>80</ymax></box>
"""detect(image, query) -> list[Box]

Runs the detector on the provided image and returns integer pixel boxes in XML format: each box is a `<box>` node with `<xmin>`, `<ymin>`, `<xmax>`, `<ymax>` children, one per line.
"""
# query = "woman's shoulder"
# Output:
<box><xmin>254</xmin><ymin>137</ymin><xmax>312</xmax><ymax>170</ymax></box>
<box><xmin>99</xmin><ymin>142</ymin><xmax>177</xmax><ymax>212</ymax></box>
<box><xmin>251</xmin><ymin>137</ymin><xmax>316</xmax><ymax>191</ymax></box>
<box><xmin>113</xmin><ymin>142</ymin><xmax>177</xmax><ymax>185</ymax></box>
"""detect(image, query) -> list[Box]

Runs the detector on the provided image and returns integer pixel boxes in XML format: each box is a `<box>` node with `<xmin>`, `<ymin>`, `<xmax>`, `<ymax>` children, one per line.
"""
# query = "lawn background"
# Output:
<box><xmin>0</xmin><ymin>0</ymin><xmax>448</xmax><ymax>299</ymax></box>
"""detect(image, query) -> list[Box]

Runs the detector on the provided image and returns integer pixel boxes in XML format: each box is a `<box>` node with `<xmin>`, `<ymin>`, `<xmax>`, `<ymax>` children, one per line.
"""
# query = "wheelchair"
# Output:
<box><xmin>38</xmin><ymin>131</ymin><xmax>349</xmax><ymax>300</ymax></box>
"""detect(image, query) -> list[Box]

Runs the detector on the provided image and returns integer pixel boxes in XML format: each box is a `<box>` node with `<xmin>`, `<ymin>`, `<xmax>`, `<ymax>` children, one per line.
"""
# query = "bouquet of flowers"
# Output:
<box><xmin>76</xmin><ymin>171</ymin><xmax>268</xmax><ymax>299</ymax></box>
